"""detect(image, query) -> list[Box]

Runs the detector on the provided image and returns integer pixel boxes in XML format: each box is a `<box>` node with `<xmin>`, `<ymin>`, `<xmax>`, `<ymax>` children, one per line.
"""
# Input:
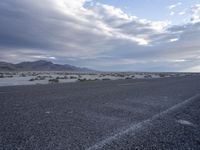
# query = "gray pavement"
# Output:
<box><xmin>0</xmin><ymin>75</ymin><xmax>200</xmax><ymax>150</ymax></box>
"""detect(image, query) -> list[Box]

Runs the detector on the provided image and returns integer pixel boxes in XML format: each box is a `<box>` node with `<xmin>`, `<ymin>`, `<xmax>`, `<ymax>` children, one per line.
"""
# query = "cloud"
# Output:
<box><xmin>0</xmin><ymin>0</ymin><xmax>167</xmax><ymax>55</ymax></box>
<box><xmin>169</xmin><ymin>38</ymin><xmax>179</xmax><ymax>42</ymax></box>
<box><xmin>179</xmin><ymin>11</ymin><xmax>186</xmax><ymax>15</ymax></box>
<box><xmin>168</xmin><ymin>2</ymin><xmax>182</xmax><ymax>10</ymax></box>
<box><xmin>191</xmin><ymin>4</ymin><xmax>200</xmax><ymax>23</ymax></box>
<box><xmin>0</xmin><ymin>0</ymin><xmax>200</xmax><ymax>71</ymax></box>
<box><xmin>170</xmin><ymin>11</ymin><xmax>175</xmax><ymax>16</ymax></box>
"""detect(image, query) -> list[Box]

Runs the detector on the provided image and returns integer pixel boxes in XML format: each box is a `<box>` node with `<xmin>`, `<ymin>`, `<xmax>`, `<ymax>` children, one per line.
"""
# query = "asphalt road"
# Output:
<box><xmin>0</xmin><ymin>75</ymin><xmax>200</xmax><ymax>150</ymax></box>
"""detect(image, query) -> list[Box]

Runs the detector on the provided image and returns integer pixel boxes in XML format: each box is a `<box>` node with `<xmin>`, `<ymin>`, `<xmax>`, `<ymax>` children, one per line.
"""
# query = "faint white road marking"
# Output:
<box><xmin>0</xmin><ymin>92</ymin><xmax>11</xmax><ymax>94</ymax></box>
<box><xmin>118</xmin><ymin>82</ymin><xmax>145</xmax><ymax>86</ymax></box>
<box><xmin>45</xmin><ymin>111</ymin><xmax>51</xmax><ymax>114</ymax></box>
<box><xmin>177</xmin><ymin>119</ymin><xmax>195</xmax><ymax>127</ymax></box>
<box><xmin>86</xmin><ymin>94</ymin><xmax>200</xmax><ymax>150</ymax></box>
<box><xmin>0</xmin><ymin>91</ymin><xmax>19</xmax><ymax>94</ymax></box>
<box><xmin>0</xmin><ymin>91</ymin><xmax>7</xmax><ymax>93</ymax></box>
<box><xmin>118</xmin><ymin>83</ymin><xmax>135</xmax><ymax>86</ymax></box>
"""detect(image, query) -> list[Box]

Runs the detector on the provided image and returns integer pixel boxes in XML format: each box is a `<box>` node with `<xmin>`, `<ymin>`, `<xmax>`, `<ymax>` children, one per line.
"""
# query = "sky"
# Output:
<box><xmin>0</xmin><ymin>0</ymin><xmax>200</xmax><ymax>72</ymax></box>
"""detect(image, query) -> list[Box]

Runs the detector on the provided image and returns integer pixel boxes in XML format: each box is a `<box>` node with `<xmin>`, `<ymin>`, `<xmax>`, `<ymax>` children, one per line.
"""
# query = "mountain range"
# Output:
<box><xmin>0</xmin><ymin>60</ymin><xmax>94</xmax><ymax>72</ymax></box>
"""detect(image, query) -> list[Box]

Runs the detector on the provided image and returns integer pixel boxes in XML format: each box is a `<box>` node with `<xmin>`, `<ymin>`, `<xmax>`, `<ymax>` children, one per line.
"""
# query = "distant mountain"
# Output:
<box><xmin>0</xmin><ymin>60</ymin><xmax>94</xmax><ymax>72</ymax></box>
<box><xmin>0</xmin><ymin>62</ymin><xmax>16</xmax><ymax>71</ymax></box>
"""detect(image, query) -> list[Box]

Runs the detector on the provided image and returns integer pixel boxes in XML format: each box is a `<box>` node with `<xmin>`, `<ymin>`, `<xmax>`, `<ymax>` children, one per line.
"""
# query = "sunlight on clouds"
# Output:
<box><xmin>170</xmin><ymin>11</ymin><xmax>175</xmax><ymax>16</ymax></box>
<box><xmin>184</xmin><ymin>65</ymin><xmax>200</xmax><ymax>72</ymax></box>
<box><xmin>115</xmin><ymin>34</ymin><xmax>149</xmax><ymax>45</ymax></box>
<box><xmin>55</xmin><ymin>0</ymin><xmax>89</xmax><ymax>9</ymax></box>
<box><xmin>150</xmin><ymin>21</ymin><xmax>171</xmax><ymax>32</ymax></box>
<box><xmin>49</xmin><ymin>57</ymin><xmax>56</xmax><ymax>60</ymax></box>
<box><xmin>168</xmin><ymin>2</ymin><xmax>182</xmax><ymax>10</ymax></box>
<box><xmin>98</xmin><ymin>4</ymin><xmax>130</xmax><ymax>20</ymax></box>
<box><xmin>191</xmin><ymin>4</ymin><xmax>200</xmax><ymax>23</ymax></box>
<box><xmin>169</xmin><ymin>38</ymin><xmax>179</xmax><ymax>42</ymax></box>
<box><xmin>172</xmin><ymin>59</ymin><xmax>187</xmax><ymax>62</ymax></box>
<box><xmin>179</xmin><ymin>11</ymin><xmax>186</xmax><ymax>15</ymax></box>
<box><xmin>28</xmin><ymin>55</ymin><xmax>56</xmax><ymax>60</ymax></box>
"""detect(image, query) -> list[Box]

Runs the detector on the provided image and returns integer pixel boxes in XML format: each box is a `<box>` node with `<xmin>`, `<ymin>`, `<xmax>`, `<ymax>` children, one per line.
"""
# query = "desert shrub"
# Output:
<box><xmin>29</xmin><ymin>78</ymin><xmax>35</xmax><ymax>81</ymax></box>
<box><xmin>99</xmin><ymin>74</ymin><xmax>106</xmax><ymax>77</ymax></box>
<box><xmin>144</xmin><ymin>75</ymin><xmax>152</xmax><ymax>78</ymax></box>
<box><xmin>35</xmin><ymin>76</ymin><xmax>46</xmax><ymax>80</ymax></box>
<box><xmin>70</xmin><ymin>76</ymin><xmax>77</xmax><ymax>79</ymax></box>
<box><xmin>159</xmin><ymin>73</ymin><xmax>166</xmax><ymax>78</ymax></box>
<box><xmin>5</xmin><ymin>75</ymin><xmax>13</xmax><ymax>78</ymax></box>
<box><xmin>125</xmin><ymin>77</ymin><xmax>132</xmax><ymax>80</ymax></box>
<box><xmin>0</xmin><ymin>73</ymin><xmax>4</xmax><ymax>78</ymax></box>
<box><xmin>56</xmin><ymin>76</ymin><xmax>68</xmax><ymax>80</ymax></box>
<box><xmin>49</xmin><ymin>78</ymin><xmax>59</xmax><ymax>83</ymax></box>
<box><xmin>78</xmin><ymin>78</ymin><xmax>87</xmax><ymax>82</ymax></box>
<box><xmin>102</xmin><ymin>78</ymin><xmax>111</xmax><ymax>80</ymax></box>
<box><xmin>118</xmin><ymin>74</ymin><xmax>125</xmax><ymax>77</ymax></box>
<box><xmin>32</xmin><ymin>73</ymin><xmax>38</xmax><ymax>76</ymax></box>
<box><xmin>29</xmin><ymin>76</ymin><xmax>46</xmax><ymax>81</ymax></box>
<box><xmin>20</xmin><ymin>73</ymin><xmax>26</xmax><ymax>77</ymax></box>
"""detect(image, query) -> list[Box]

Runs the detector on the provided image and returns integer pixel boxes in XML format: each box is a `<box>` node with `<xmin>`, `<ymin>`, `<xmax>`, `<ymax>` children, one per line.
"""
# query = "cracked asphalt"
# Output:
<box><xmin>0</xmin><ymin>75</ymin><xmax>200</xmax><ymax>150</ymax></box>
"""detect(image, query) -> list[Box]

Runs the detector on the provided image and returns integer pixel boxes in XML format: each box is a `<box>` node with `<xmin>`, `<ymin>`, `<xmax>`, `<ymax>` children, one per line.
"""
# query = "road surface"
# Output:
<box><xmin>0</xmin><ymin>75</ymin><xmax>200</xmax><ymax>149</ymax></box>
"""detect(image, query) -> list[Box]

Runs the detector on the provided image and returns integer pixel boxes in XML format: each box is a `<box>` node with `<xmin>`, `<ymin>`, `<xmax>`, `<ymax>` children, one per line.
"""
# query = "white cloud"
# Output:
<box><xmin>49</xmin><ymin>57</ymin><xmax>56</xmax><ymax>60</ymax></box>
<box><xmin>54</xmin><ymin>0</ymin><xmax>90</xmax><ymax>9</ymax></box>
<box><xmin>170</xmin><ymin>11</ymin><xmax>175</xmax><ymax>16</ymax></box>
<box><xmin>168</xmin><ymin>2</ymin><xmax>182</xmax><ymax>10</ymax></box>
<box><xmin>32</xmin><ymin>55</ymin><xmax>56</xmax><ymax>60</ymax></box>
<box><xmin>169</xmin><ymin>5</ymin><xmax>176</xmax><ymax>10</ymax></box>
<box><xmin>184</xmin><ymin>65</ymin><xmax>200</xmax><ymax>72</ymax></box>
<box><xmin>191</xmin><ymin>4</ymin><xmax>200</xmax><ymax>23</ymax></box>
<box><xmin>169</xmin><ymin>38</ymin><xmax>179</xmax><ymax>42</ymax></box>
<box><xmin>172</xmin><ymin>59</ymin><xmax>187</xmax><ymax>62</ymax></box>
<box><xmin>179</xmin><ymin>11</ymin><xmax>186</xmax><ymax>15</ymax></box>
